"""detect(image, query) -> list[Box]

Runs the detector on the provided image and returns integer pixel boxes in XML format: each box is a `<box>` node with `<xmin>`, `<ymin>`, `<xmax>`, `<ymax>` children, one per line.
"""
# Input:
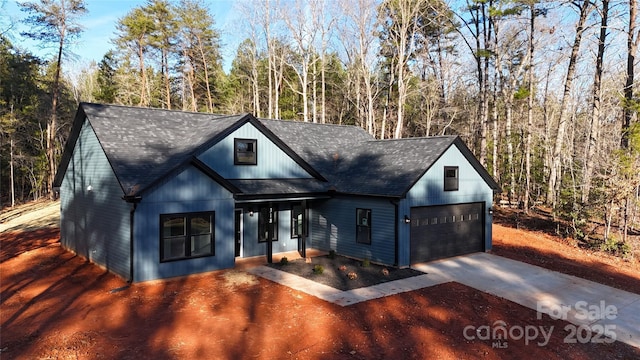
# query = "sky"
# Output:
<box><xmin>2</xmin><ymin>0</ymin><xmax>239</xmax><ymax>71</ymax></box>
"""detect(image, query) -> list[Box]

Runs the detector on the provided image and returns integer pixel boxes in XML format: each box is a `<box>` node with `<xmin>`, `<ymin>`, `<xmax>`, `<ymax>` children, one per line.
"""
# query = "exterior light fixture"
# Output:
<box><xmin>404</xmin><ymin>215</ymin><xmax>411</xmax><ymax>224</ymax></box>
<box><xmin>488</xmin><ymin>207</ymin><xmax>493</xmax><ymax>215</ymax></box>
<box><xmin>249</xmin><ymin>208</ymin><xmax>254</xmax><ymax>217</ymax></box>
<box><xmin>87</xmin><ymin>185</ymin><xmax>93</xmax><ymax>193</ymax></box>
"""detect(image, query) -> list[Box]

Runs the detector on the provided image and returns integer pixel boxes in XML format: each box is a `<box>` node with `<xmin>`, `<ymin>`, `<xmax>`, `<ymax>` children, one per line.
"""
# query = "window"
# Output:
<box><xmin>291</xmin><ymin>204</ymin><xmax>303</xmax><ymax>238</ymax></box>
<box><xmin>356</xmin><ymin>208</ymin><xmax>371</xmax><ymax>244</ymax></box>
<box><xmin>161</xmin><ymin>212</ymin><xmax>214</xmax><ymax>262</ymax></box>
<box><xmin>444</xmin><ymin>166</ymin><xmax>459</xmax><ymax>191</ymax></box>
<box><xmin>234</xmin><ymin>138</ymin><xmax>257</xmax><ymax>165</ymax></box>
<box><xmin>258</xmin><ymin>206</ymin><xmax>278</xmax><ymax>242</ymax></box>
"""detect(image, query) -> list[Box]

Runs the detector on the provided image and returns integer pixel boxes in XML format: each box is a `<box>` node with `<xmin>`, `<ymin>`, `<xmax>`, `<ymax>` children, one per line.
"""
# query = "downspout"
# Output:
<box><xmin>124</xmin><ymin>195</ymin><xmax>142</xmax><ymax>283</ymax></box>
<box><xmin>390</xmin><ymin>199</ymin><xmax>399</xmax><ymax>267</ymax></box>
<box><xmin>128</xmin><ymin>202</ymin><xmax>136</xmax><ymax>283</ymax></box>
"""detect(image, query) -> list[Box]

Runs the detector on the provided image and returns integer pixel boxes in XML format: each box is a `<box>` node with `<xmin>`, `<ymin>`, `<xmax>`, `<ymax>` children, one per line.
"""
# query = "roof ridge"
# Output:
<box><xmin>81</xmin><ymin>102</ymin><xmax>247</xmax><ymax>119</ymax></box>
<box><xmin>368</xmin><ymin>135</ymin><xmax>458</xmax><ymax>143</ymax></box>
<box><xmin>258</xmin><ymin>117</ymin><xmax>369</xmax><ymax>129</ymax></box>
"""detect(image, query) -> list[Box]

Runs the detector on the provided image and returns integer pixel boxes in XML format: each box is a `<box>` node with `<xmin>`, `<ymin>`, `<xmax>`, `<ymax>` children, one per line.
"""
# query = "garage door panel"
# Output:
<box><xmin>410</xmin><ymin>203</ymin><xmax>484</xmax><ymax>263</ymax></box>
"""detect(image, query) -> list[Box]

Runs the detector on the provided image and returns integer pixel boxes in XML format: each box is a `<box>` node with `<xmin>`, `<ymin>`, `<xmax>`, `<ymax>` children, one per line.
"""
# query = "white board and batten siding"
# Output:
<box><xmin>60</xmin><ymin>119</ymin><xmax>131</xmax><ymax>279</ymax></box>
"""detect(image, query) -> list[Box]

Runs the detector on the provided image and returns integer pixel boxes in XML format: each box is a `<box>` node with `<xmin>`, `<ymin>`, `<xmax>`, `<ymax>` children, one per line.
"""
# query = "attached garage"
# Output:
<box><xmin>410</xmin><ymin>202</ymin><xmax>485</xmax><ymax>263</ymax></box>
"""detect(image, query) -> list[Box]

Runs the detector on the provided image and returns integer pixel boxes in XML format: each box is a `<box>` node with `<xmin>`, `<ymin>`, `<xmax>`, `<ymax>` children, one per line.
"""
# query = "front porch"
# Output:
<box><xmin>234</xmin><ymin>249</ymin><xmax>328</xmax><ymax>271</ymax></box>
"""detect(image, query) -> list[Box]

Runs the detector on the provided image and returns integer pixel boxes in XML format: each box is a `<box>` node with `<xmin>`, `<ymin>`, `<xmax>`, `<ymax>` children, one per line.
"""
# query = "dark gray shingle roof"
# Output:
<box><xmin>55</xmin><ymin>103</ymin><xmax>498</xmax><ymax>199</ymax></box>
<box><xmin>80</xmin><ymin>103</ymin><xmax>246</xmax><ymax>195</ymax></box>
<box><xmin>259</xmin><ymin>118</ymin><xmax>459</xmax><ymax>196</ymax></box>
<box><xmin>230</xmin><ymin>178</ymin><xmax>332</xmax><ymax>197</ymax></box>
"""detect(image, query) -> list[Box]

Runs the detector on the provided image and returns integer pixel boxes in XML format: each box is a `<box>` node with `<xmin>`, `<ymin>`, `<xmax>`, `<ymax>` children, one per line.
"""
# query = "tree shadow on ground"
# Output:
<box><xmin>0</xmin><ymin>228</ymin><xmax>60</xmax><ymax>262</ymax></box>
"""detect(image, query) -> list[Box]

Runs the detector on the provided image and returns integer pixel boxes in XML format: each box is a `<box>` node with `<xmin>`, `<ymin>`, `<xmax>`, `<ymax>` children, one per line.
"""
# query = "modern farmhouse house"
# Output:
<box><xmin>54</xmin><ymin>103</ymin><xmax>500</xmax><ymax>282</ymax></box>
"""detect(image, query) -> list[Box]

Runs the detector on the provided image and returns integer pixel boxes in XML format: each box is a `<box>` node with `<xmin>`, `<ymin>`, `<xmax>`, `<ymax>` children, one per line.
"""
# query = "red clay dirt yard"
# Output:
<box><xmin>1</xmin><ymin>201</ymin><xmax>640</xmax><ymax>359</ymax></box>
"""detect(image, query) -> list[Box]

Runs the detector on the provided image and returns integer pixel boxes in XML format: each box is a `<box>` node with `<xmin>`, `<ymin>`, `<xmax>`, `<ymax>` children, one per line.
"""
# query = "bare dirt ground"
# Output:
<box><xmin>1</xmin><ymin>202</ymin><xmax>640</xmax><ymax>359</ymax></box>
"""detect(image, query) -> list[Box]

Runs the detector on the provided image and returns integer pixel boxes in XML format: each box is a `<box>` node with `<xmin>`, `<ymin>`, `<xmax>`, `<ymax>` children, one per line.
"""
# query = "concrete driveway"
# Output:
<box><xmin>251</xmin><ymin>252</ymin><xmax>640</xmax><ymax>349</ymax></box>
<box><xmin>413</xmin><ymin>253</ymin><xmax>640</xmax><ymax>349</ymax></box>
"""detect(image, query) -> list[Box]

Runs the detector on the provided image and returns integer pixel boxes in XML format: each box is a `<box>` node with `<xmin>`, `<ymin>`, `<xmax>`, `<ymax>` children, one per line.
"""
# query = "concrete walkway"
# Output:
<box><xmin>248</xmin><ymin>252</ymin><xmax>640</xmax><ymax>349</ymax></box>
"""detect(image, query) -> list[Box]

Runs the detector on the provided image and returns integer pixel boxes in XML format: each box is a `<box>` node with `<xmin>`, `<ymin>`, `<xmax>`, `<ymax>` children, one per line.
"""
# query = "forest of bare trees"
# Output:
<box><xmin>1</xmin><ymin>0</ymin><xmax>639</xmax><ymax>254</ymax></box>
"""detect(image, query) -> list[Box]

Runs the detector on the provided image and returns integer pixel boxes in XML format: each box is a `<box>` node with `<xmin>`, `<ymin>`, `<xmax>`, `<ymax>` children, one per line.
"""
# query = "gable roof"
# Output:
<box><xmin>259</xmin><ymin>120</ymin><xmax>500</xmax><ymax>196</ymax></box>
<box><xmin>55</xmin><ymin>103</ymin><xmax>499</xmax><ymax>200</ymax></box>
<box><xmin>54</xmin><ymin>103</ymin><xmax>248</xmax><ymax>195</ymax></box>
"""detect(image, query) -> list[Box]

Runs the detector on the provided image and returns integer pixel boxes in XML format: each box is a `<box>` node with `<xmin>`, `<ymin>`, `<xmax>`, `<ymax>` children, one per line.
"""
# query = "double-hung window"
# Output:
<box><xmin>160</xmin><ymin>212</ymin><xmax>215</xmax><ymax>262</ymax></box>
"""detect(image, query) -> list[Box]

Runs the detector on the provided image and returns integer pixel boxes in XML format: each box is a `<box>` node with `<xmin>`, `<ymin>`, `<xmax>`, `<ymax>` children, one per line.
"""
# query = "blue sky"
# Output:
<box><xmin>2</xmin><ymin>0</ymin><xmax>238</xmax><ymax>71</ymax></box>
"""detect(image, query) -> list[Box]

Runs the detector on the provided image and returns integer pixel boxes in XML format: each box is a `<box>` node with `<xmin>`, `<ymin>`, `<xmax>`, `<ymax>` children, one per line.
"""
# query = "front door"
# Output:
<box><xmin>234</xmin><ymin>209</ymin><xmax>242</xmax><ymax>257</ymax></box>
<box><xmin>292</xmin><ymin>200</ymin><xmax>308</xmax><ymax>258</ymax></box>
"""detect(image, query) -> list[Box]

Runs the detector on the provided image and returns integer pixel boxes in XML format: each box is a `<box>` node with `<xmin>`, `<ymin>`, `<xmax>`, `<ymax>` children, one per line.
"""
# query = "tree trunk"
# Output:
<box><xmin>268</xmin><ymin>40</ymin><xmax>274</xmax><ymax>119</ymax></box>
<box><xmin>546</xmin><ymin>0</ymin><xmax>592</xmax><ymax>207</ymax></box>
<box><xmin>195</xmin><ymin>34</ymin><xmax>213</xmax><ymax>112</ymax></box>
<box><xmin>138</xmin><ymin>39</ymin><xmax>148</xmax><ymax>106</ymax></box>
<box><xmin>10</xmin><ymin>137</ymin><xmax>15</xmax><ymax>207</ymax></box>
<box><xmin>621</xmin><ymin>0</ymin><xmax>638</xmax><ymax>148</ymax></box>
<box><xmin>524</xmin><ymin>3</ymin><xmax>535</xmax><ymax>213</ymax></box>
<box><xmin>583</xmin><ymin>0</ymin><xmax>609</xmax><ymax>204</ymax></box>
<box><xmin>321</xmin><ymin>55</ymin><xmax>326</xmax><ymax>124</ymax></box>
<box><xmin>252</xmin><ymin>47</ymin><xmax>261</xmax><ymax>117</ymax></box>
<box><xmin>48</xmin><ymin>37</ymin><xmax>64</xmax><ymax>199</ymax></box>
<box><xmin>162</xmin><ymin>47</ymin><xmax>171</xmax><ymax>109</ymax></box>
<box><xmin>492</xmin><ymin>84</ymin><xmax>500</xmax><ymax>184</ymax></box>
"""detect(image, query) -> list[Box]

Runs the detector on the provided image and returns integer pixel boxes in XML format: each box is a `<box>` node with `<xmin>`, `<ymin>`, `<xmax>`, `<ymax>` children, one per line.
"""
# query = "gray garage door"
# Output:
<box><xmin>410</xmin><ymin>202</ymin><xmax>484</xmax><ymax>263</ymax></box>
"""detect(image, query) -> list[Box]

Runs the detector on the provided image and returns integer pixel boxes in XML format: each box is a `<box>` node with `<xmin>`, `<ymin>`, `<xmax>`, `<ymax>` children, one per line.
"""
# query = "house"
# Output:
<box><xmin>53</xmin><ymin>103</ymin><xmax>500</xmax><ymax>282</ymax></box>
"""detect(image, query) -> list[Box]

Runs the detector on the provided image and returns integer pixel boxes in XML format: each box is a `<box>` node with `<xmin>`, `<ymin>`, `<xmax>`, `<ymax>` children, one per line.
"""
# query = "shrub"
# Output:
<box><xmin>600</xmin><ymin>236</ymin><xmax>632</xmax><ymax>258</ymax></box>
<box><xmin>338</xmin><ymin>265</ymin><xmax>347</xmax><ymax>272</ymax></box>
<box><xmin>313</xmin><ymin>264</ymin><xmax>324</xmax><ymax>274</ymax></box>
<box><xmin>279</xmin><ymin>257</ymin><xmax>289</xmax><ymax>265</ymax></box>
<box><xmin>361</xmin><ymin>258</ymin><xmax>370</xmax><ymax>267</ymax></box>
<box><xmin>381</xmin><ymin>268</ymin><xmax>389</xmax><ymax>276</ymax></box>
<box><xmin>328</xmin><ymin>250</ymin><xmax>336</xmax><ymax>259</ymax></box>
<box><xmin>347</xmin><ymin>272</ymin><xmax>358</xmax><ymax>280</ymax></box>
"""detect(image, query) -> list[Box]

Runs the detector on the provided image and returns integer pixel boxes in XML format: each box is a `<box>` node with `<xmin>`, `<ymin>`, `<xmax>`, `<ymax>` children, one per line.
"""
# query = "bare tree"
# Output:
<box><xmin>281</xmin><ymin>0</ymin><xmax>321</xmax><ymax>122</ymax></box>
<box><xmin>19</xmin><ymin>0</ymin><xmax>87</xmax><ymax>199</ymax></box>
<box><xmin>338</xmin><ymin>0</ymin><xmax>379</xmax><ymax>135</ymax></box>
<box><xmin>621</xmin><ymin>0</ymin><xmax>639</xmax><ymax>149</ymax></box>
<box><xmin>582</xmin><ymin>0</ymin><xmax>609</xmax><ymax>204</ymax></box>
<box><xmin>378</xmin><ymin>0</ymin><xmax>425</xmax><ymax>138</ymax></box>
<box><xmin>546</xmin><ymin>0</ymin><xmax>593</xmax><ymax>207</ymax></box>
<box><xmin>524</xmin><ymin>2</ymin><xmax>539</xmax><ymax>213</ymax></box>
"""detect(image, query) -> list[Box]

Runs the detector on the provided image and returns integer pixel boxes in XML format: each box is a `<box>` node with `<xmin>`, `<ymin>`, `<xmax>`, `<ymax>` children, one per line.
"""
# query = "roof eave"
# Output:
<box><xmin>52</xmin><ymin>103</ymin><xmax>87</xmax><ymax>188</ymax></box>
<box><xmin>451</xmin><ymin>137</ymin><xmax>502</xmax><ymax>193</ymax></box>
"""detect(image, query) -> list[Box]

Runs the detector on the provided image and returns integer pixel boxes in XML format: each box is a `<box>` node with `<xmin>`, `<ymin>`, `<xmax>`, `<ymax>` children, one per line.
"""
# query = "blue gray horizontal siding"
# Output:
<box><xmin>397</xmin><ymin>144</ymin><xmax>494</xmax><ymax>266</ymax></box>
<box><xmin>133</xmin><ymin>165</ymin><xmax>235</xmax><ymax>282</ymax></box>
<box><xmin>198</xmin><ymin>122</ymin><xmax>312</xmax><ymax>179</ymax></box>
<box><xmin>239</xmin><ymin>206</ymin><xmax>298</xmax><ymax>258</ymax></box>
<box><xmin>310</xmin><ymin>197</ymin><xmax>396</xmax><ymax>265</ymax></box>
<box><xmin>60</xmin><ymin>119</ymin><xmax>130</xmax><ymax>279</ymax></box>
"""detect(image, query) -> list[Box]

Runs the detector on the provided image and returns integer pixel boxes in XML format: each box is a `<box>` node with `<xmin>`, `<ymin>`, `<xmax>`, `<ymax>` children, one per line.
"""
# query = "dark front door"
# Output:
<box><xmin>292</xmin><ymin>202</ymin><xmax>307</xmax><ymax>257</ymax></box>
<box><xmin>258</xmin><ymin>205</ymin><xmax>278</xmax><ymax>263</ymax></box>
<box><xmin>234</xmin><ymin>209</ymin><xmax>242</xmax><ymax>257</ymax></box>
